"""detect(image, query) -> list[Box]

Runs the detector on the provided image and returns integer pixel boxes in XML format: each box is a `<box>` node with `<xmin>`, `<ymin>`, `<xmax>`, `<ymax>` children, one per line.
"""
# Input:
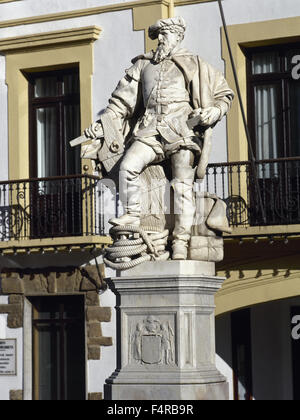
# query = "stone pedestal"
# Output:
<box><xmin>104</xmin><ymin>261</ymin><xmax>228</xmax><ymax>400</ymax></box>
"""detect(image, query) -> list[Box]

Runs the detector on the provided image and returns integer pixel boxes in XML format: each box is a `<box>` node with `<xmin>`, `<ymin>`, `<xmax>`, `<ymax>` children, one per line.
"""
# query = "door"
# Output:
<box><xmin>231</xmin><ymin>309</ymin><xmax>253</xmax><ymax>400</ymax></box>
<box><xmin>28</xmin><ymin>68</ymin><xmax>82</xmax><ymax>237</ymax></box>
<box><xmin>30</xmin><ymin>295</ymin><xmax>86</xmax><ymax>401</ymax></box>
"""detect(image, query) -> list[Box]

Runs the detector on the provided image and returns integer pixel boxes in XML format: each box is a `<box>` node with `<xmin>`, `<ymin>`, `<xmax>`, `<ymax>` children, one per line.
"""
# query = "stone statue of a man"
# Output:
<box><xmin>83</xmin><ymin>16</ymin><xmax>234</xmax><ymax>260</ymax></box>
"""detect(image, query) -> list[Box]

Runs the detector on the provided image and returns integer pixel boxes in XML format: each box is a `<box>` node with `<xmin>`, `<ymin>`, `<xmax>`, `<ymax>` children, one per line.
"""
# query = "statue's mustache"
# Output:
<box><xmin>155</xmin><ymin>42</ymin><xmax>171</xmax><ymax>53</ymax></box>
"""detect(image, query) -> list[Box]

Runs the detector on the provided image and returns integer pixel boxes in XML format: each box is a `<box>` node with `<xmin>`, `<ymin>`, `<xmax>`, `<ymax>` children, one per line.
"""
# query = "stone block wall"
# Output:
<box><xmin>0</xmin><ymin>264</ymin><xmax>113</xmax><ymax>399</ymax></box>
<box><xmin>0</xmin><ymin>265</ymin><xmax>113</xmax><ymax>359</ymax></box>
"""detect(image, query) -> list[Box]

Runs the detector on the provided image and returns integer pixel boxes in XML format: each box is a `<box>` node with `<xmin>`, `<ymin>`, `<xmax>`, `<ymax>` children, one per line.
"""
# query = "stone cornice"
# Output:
<box><xmin>175</xmin><ymin>0</ymin><xmax>217</xmax><ymax>5</ymax></box>
<box><xmin>0</xmin><ymin>0</ymin><xmax>214</xmax><ymax>29</ymax></box>
<box><xmin>0</xmin><ymin>0</ymin><xmax>168</xmax><ymax>29</ymax></box>
<box><xmin>0</xmin><ymin>0</ymin><xmax>21</xmax><ymax>3</ymax></box>
<box><xmin>0</xmin><ymin>26</ymin><xmax>101</xmax><ymax>53</ymax></box>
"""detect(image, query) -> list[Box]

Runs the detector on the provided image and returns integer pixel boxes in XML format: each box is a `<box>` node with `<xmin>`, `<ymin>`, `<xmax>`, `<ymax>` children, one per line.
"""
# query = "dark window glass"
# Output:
<box><xmin>251</xmin><ymin>51</ymin><xmax>280</xmax><ymax>75</ymax></box>
<box><xmin>34</xmin><ymin>76</ymin><xmax>58</xmax><ymax>98</ymax></box>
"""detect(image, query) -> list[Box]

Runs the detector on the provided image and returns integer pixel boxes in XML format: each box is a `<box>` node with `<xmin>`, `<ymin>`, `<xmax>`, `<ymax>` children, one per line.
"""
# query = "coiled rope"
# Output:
<box><xmin>104</xmin><ymin>226</ymin><xmax>169</xmax><ymax>271</ymax></box>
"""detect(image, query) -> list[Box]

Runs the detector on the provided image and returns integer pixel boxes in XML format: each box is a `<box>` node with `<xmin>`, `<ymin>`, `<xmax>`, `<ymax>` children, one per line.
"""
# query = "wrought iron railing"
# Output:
<box><xmin>1</xmin><ymin>158</ymin><xmax>299</xmax><ymax>242</ymax></box>
<box><xmin>0</xmin><ymin>175</ymin><xmax>107</xmax><ymax>242</ymax></box>
<box><xmin>206</xmin><ymin>157</ymin><xmax>300</xmax><ymax>228</ymax></box>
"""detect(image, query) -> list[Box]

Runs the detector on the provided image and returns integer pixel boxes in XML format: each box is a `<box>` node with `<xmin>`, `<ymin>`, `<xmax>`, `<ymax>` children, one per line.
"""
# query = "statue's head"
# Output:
<box><xmin>149</xmin><ymin>17</ymin><xmax>186</xmax><ymax>63</ymax></box>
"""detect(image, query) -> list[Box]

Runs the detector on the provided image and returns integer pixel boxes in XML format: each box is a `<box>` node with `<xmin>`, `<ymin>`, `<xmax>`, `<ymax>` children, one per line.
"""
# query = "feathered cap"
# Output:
<box><xmin>148</xmin><ymin>16</ymin><xmax>186</xmax><ymax>40</ymax></box>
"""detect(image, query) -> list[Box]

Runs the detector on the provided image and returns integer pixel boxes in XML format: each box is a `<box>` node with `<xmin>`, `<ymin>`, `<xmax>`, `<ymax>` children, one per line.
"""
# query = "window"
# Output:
<box><xmin>246</xmin><ymin>45</ymin><xmax>300</xmax><ymax>226</ymax></box>
<box><xmin>2</xmin><ymin>26</ymin><xmax>100</xmax><ymax>181</ymax></box>
<box><xmin>28</xmin><ymin>67</ymin><xmax>81</xmax><ymax>178</ymax></box>
<box><xmin>247</xmin><ymin>43</ymin><xmax>300</xmax><ymax>160</ymax></box>
<box><xmin>30</xmin><ymin>295</ymin><xmax>86</xmax><ymax>401</ymax></box>
<box><xmin>27</xmin><ymin>68</ymin><xmax>82</xmax><ymax>238</ymax></box>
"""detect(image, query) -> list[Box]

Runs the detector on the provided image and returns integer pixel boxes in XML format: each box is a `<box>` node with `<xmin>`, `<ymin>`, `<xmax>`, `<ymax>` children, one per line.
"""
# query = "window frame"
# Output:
<box><xmin>28</xmin><ymin>67</ymin><xmax>81</xmax><ymax>179</ymax></box>
<box><xmin>246</xmin><ymin>42</ymin><xmax>300</xmax><ymax>159</ymax></box>
<box><xmin>1</xmin><ymin>26</ymin><xmax>100</xmax><ymax>181</ymax></box>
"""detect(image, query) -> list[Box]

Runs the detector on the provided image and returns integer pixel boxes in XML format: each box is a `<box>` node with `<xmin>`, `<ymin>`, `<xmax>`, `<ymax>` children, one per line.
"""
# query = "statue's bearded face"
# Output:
<box><xmin>153</xmin><ymin>29</ymin><xmax>182</xmax><ymax>63</ymax></box>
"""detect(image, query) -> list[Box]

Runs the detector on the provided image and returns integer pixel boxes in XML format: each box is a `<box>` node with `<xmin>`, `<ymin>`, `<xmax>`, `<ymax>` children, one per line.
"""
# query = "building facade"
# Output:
<box><xmin>0</xmin><ymin>0</ymin><xmax>299</xmax><ymax>400</ymax></box>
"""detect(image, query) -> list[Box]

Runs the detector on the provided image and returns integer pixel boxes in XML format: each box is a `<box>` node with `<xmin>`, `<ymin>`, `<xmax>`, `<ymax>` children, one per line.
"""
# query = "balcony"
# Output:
<box><xmin>206</xmin><ymin>157</ymin><xmax>300</xmax><ymax>239</ymax></box>
<box><xmin>0</xmin><ymin>174</ymin><xmax>112</xmax><ymax>257</ymax></box>
<box><xmin>1</xmin><ymin>158</ymin><xmax>299</xmax><ymax>252</ymax></box>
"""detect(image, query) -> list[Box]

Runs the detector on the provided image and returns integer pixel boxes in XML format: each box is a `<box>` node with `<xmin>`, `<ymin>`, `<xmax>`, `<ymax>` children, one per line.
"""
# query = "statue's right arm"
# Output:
<box><xmin>80</xmin><ymin>59</ymin><xmax>143</xmax><ymax>144</ymax></box>
<box><xmin>75</xmin><ymin>59</ymin><xmax>143</xmax><ymax>152</ymax></box>
<box><xmin>106</xmin><ymin>59</ymin><xmax>144</xmax><ymax>120</ymax></box>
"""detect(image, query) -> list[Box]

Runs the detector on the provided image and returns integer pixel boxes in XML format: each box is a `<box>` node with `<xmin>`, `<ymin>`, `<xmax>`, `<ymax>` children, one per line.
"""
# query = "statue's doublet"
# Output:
<box><xmin>107</xmin><ymin>48</ymin><xmax>234</xmax><ymax>158</ymax></box>
<box><xmin>125</xmin><ymin>55</ymin><xmax>200</xmax><ymax>156</ymax></box>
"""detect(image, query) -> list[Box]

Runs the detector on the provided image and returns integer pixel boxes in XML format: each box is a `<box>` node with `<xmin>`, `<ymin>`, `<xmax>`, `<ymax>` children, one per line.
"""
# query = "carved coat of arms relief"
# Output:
<box><xmin>130</xmin><ymin>315</ymin><xmax>175</xmax><ymax>366</ymax></box>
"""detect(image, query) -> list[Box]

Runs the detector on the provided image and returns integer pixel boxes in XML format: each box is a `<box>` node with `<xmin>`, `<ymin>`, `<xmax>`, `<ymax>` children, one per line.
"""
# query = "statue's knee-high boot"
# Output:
<box><xmin>171</xmin><ymin>167</ymin><xmax>196</xmax><ymax>260</ymax></box>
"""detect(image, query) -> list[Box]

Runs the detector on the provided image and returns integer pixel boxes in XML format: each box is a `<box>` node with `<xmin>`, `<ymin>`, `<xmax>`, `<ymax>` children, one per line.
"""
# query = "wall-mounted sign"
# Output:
<box><xmin>0</xmin><ymin>339</ymin><xmax>16</xmax><ymax>375</ymax></box>
<box><xmin>0</xmin><ymin>315</ymin><xmax>5</xmax><ymax>339</ymax></box>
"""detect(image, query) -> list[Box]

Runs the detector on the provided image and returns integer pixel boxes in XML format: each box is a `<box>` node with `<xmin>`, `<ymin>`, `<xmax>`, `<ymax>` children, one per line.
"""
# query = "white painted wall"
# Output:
<box><xmin>92</xmin><ymin>10</ymin><xmax>144</xmax><ymax>119</ymax></box>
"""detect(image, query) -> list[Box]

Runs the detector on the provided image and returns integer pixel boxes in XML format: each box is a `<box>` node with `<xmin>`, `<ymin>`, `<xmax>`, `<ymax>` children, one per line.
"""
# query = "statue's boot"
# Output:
<box><xmin>109</xmin><ymin>213</ymin><xmax>140</xmax><ymax>227</ymax></box>
<box><xmin>172</xmin><ymin>240</ymin><xmax>188</xmax><ymax>260</ymax></box>
<box><xmin>172</xmin><ymin>212</ymin><xmax>195</xmax><ymax>260</ymax></box>
<box><xmin>171</xmin><ymin>166</ymin><xmax>196</xmax><ymax>260</ymax></box>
